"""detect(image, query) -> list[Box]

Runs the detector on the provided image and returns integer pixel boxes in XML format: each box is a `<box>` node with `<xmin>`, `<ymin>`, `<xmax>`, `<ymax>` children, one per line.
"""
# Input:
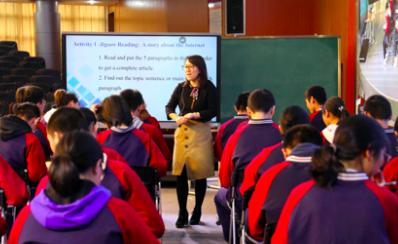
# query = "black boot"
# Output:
<box><xmin>189</xmin><ymin>208</ymin><xmax>202</xmax><ymax>225</ymax></box>
<box><xmin>175</xmin><ymin>210</ymin><xmax>188</xmax><ymax>228</ymax></box>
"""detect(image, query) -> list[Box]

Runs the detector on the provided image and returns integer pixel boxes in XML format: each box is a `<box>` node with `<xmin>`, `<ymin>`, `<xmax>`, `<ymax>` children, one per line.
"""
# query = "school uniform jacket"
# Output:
<box><xmin>102</xmin><ymin>146</ymin><xmax>128</xmax><ymax>164</ymax></box>
<box><xmin>0</xmin><ymin>116</ymin><xmax>47</xmax><ymax>183</ymax></box>
<box><xmin>320</xmin><ymin>124</ymin><xmax>338</xmax><ymax>147</ymax></box>
<box><xmin>385</xmin><ymin>128</ymin><xmax>398</xmax><ymax>160</ymax></box>
<box><xmin>133</xmin><ymin>117</ymin><xmax>172</xmax><ymax>164</ymax></box>
<box><xmin>309</xmin><ymin>109</ymin><xmax>326</xmax><ymax>132</ymax></box>
<box><xmin>35</xmin><ymin>159</ymin><xmax>165</xmax><ymax>238</ymax></box>
<box><xmin>219</xmin><ymin>119</ymin><xmax>282</xmax><ymax>188</ymax></box>
<box><xmin>272</xmin><ymin>171</ymin><xmax>398</xmax><ymax>244</ymax></box>
<box><xmin>9</xmin><ymin>185</ymin><xmax>160</xmax><ymax>244</ymax></box>
<box><xmin>144</xmin><ymin>116</ymin><xmax>161</xmax><ymax>132</ymax></box>
<box><xmin>34</xmin><ymin>122</ymin><xmax>52</xmax><ymax>160</ymax></box>
<box><xmin>247</xmin><ymin>143</ymin><xmax>319</xmax><ymax>241</ymax></box>
<box><xmin>96</xmin><ymin>124</ymin><xmax>167</xmax><ymax>177</ymax></box>
<box><xmin>214</xmin><ymin>115</ymin><xmax>249</xmax><ymax>162</ymax></box>
<box><xmin>240</xmin><ymin>142</ymin><xmax>284</xmax><ymax>195</ymax></box>
<box><xmin>382</xmin><ymin>155</ymin><xmax>398</xmax><ymax>192</ymax></box>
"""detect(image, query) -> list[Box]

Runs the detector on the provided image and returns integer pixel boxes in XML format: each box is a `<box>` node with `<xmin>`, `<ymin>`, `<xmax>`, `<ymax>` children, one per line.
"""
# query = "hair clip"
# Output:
<box><xmin>338</xmin><ymin>106</ymin><xmax>344</xmax><ymax>111</ymax></box>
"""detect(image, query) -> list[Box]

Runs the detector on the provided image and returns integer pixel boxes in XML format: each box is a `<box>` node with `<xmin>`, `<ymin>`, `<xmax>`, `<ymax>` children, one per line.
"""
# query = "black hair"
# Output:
<box><xmin>47</xmin><ymin>107</ymin><xmax>89</xmax><ymax>136</ymax></box>
<box><xmin>235</xmin><ymin>92</ymin><xmax>250</xmax><ymax>112</ymax></box>
<box><xmin>283</xmin><ymin>125</ymin><xmax>323</xmax><ymax>149</ymax></box>
<box><xmin>323</xmin><ymin>96</ymin><xmax>351</xmax><ymax>120</ymax></box>
<box><xmin>364</xmin><ymin>95</ymin><xmax>392</xmax><ymax>120</ymax></box>
<box><xmin>120</xmin><ymin>89</ymin><xmax>144</xmax><ymax>112</ymax></box>
<box><xmin>49</xmin><ymin>131</ymin><xmax>103</xmax><ymax>198</ymax></box>
<box><xmin>15</xmin><ymin>103</ymin><xmax>40</xmax><ymax>121</ymax></box>
<box><xmin>312</xmin><ymin>115</ymin><xmax>388</xmax><ymax>189</ymax></box>
<box><xmin>96</xmin><ymin>95</ymin><xmax>132</xmax><ymax>127</ymax></box>
<box><xmin>55</xmin><ymin>90</ymin><xmax>78</xmax><ymax>108</ymax></box>
<box><xmin>279</xmin><ymin>105</ymin><xmax>310</xmax><ymax>136</ymax></box>
<box><xmin>183</xmin><ymin>55</ymin><xmax>208</xmax><ymax>88</ymax></box>
<box><xmin>304</xmin><ymin>85</ymin><xmax>327</xmax><ymax>105</ymax></box>
<box><xmin>16</xmin><ymin>86</ymin><xmax>45</xmax><ymax>104</ymax></box>
<box><xmin>79</xmin><ymin>107</ymin><xmax>97</xmax><ymax>128</ymax></box>
<box><xmin>395</xmin><ymin>116</ymin><xmax>398</xmax><ymax>137</ymax></box>
<box><xmin>248</xmin><ymin>89</ymin><xmax>275</xmax><ymax>113</ymax></box>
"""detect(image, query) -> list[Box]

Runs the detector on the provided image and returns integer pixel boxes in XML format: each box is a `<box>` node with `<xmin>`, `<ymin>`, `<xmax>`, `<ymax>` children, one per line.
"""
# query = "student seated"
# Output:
<box><xmin>364</xmin><ymin>94</ymin><xmax>398</xmax><ymax>159</ymax></box>
<box><xmin>9</xmin><ymin>131</ymin><xmax>160</xmax><ymax>244</ymax></box>
<box><xmin>240</xmin><ymin>105</ymin><xmax>310</xmax><ymax>196</ymax></box>
<box><xmin>0</xmin><ymin>103</ymin><xmax>47</xmax><ymax>183</ymax></box>
<box><xmin>382</xmin><ymin>116</ymin><xmax>398</xmax><ymax>193</ymax></box>
<box><xmin>96</xmin><ymin>95</ymin><xmax>167</xmax><ymax>177</ymax></box>
<box><xmin>35</xmin><ymin>107</ymin><xmax>164</xmax><ymax>238</ymax></box>
<box><xmin>0</xmin><ymin>155</ymin><xmax>30</xmax><ymax>237</ymax></box>
<box><xmin>246</xmin><ymin>125</ymin><xmax>323</xmax><ymax>243</ymax></box>
<box><xmin>321</xmin><ymin>97</ymin><xmax>350</xmax><ymax>146</ymax></box>
<box><xmin>139</xmin><ymin>103</ymin><xmax>162</xmax><ymax>132</ymax></box>
<box><xmin>42</xmin><ymin>89</ymin><xmax>79</xmax><ymax>124</ymax></box>
<box><xmin>214</xmin><ymin>92</ymin><xmax>250</xmax><ymax>161</ymax></box>
<box><xmin>120</xmin><ymin>89</ymin><xmax>172</xmax><ymax>164</ymax></box>
<box><xmin>215</xmin><ymin>89</ymin><xmax>282</xmax><ymax>242</ymax></box>
<box><xmin>79</xmin><ymin>107</ymin><xmax>128</xmax><ymax>164</ymax></box>
<box><xmin>16</xmin><ymin>86</ymin><xmax>52</xmax><ymax>159</ymax></box>
<box><xmin>272</xmin><ymin>115</ymin><xmax>398</xmax><ymax>244</ymax></box>
<box><xmin>305</xmin><ymin>85</ymin><xmax>327</xmax><ymax>132</ymax></box>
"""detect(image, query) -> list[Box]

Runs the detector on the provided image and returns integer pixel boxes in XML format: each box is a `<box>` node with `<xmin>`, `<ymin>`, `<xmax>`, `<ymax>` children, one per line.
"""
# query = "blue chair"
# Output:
<box><xmin>9</xmin><ymin>51</ymin><xmax>29</xmax><ymax>60</ymax></box>
<box><xmin>0</xmin><ymin>41</ymin><xmax>17</xmax><ymax>50</ymax></box>
<box><xmin>1</xmin><ymin>56</ymin><xmax>21</xmax><ymax>65</ymax></box>
<box><xmin>11</xmin><ymin>68</ymin><xmax>36</xmax><ymax>78</ymax></box>
<box><xmin>0</xmin><ymin>84</ymin><xmax>19</xmax><ymax>93</ymax></box>
<box><xmin>24</xmin><ymin>57</ymin><xmax>45</xmax><ymax>68</ymax></box>
<box><xmin>3</xmin><ymin>75</ymin><xmax>30</xmax><ymax>86</ymax></box>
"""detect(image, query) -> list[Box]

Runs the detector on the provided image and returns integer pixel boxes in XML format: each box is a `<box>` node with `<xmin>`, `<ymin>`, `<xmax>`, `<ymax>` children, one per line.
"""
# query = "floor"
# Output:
<box><xmin>161</xmin><ymin>177</ymin><xmax>226</xmax><ymax>244</ymax></box>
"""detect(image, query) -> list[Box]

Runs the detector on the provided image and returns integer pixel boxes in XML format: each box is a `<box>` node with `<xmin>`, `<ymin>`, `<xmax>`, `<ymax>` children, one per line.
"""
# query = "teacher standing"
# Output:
<box><xmin>166</xmin><ymin>55</ymin><xmax>218</xmax><ymax>228</ymax></box>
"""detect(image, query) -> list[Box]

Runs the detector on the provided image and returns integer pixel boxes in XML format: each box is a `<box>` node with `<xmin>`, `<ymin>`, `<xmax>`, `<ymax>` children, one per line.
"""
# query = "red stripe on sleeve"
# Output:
<box><xmin>272</xmin><ymin>180</ymin><xmax>315</xmax><ymax>244</ymax></box>
<box><xmin>240</xmin><ymin>142</ymin><xmax>283</xmax><ymax>196</ymax></box>
<box><xmin>106</xmin><ymin>197</ymin><xmax>160</xmax><ymax>244</ymax></box>
<box><xmin>142</xmin><ymin>123</ymin><xmax>172</xmax><ymax>165</ymax></box>
<box><xmin>320</xmin><ymin>131</ymin><xmax>326</xmax><ymax>144</ymax></box>
<box><xmin>148</xmin><ymin>116</ymin><xmax>161</xmax><ymax>132</ymax></box>
<box><xmin>36</xmin><ymin>122</ymin><xmax>52</xmax><ymax>155</ymax></box>
<box><xmin>364</xmin><ymin>179</ymin><xmax>398</xmax><ymax>244</ymax></box>
<box><xmin>382</xmin><ymin>156</ymin><xmax>398</xmax><ymax>191</ymax></box>
<box><xmin>106</xmin><ymin>159</ymin><xmax>165</xmax><ymax>238</ymax></box>
<box><xmin>96</xmin><ymin>130</ymin><xmax>113</xmax><ymax>145</ymax></box>
<box><xmin>0</xmin><ymin>156</ymin><xmax>30</xmax><ymax>206</ymax></box>
<box><xmin>25</xmin><ymin>133</ymin><xmax>47</xmax><ymax>183</ymax></box>
<box><xmin>271</xmin><ymin>123</ymin><xmax>279</xmax><ymax>130</ymax></box>
<box><xmin>132</xmin><ymin>129</ymin><xmax>167</xmax><ymax>177</ymax></box>
<box><xmin>102</xmin><ymin>146</ymin><xmax>128</xmax><ymax>165</ymax></box>
<box><xmin>8</xmin><ymin>205</ymin><xmax>32</xmax><ymax>244</ymax></box>
<box><xmin>248</xmin><ymin>162</ymin><xmax>290</xmax><ymax>240</ymax></box>
<box><xmin>219</xmin><ymin>124</ymin><xmax>250</xmax><ymax>188</ymax></box>
<box><xmin>214</xmin><ymin>119</ymin><xmax>234</xmax><ymax>162</ymax></box>
<box><xmin>308</xmin><ymin>111</ymin><xmax>320</xmax><ymax>122</ymax></box>
<box><xmin>35</xmin><ymin>175</ymin><xmax>49</xmax><ymax>197</ymax></box>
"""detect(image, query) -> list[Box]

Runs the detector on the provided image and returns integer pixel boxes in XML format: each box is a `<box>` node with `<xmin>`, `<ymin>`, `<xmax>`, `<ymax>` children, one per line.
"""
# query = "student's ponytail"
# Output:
<box><xmin>311</xmin><ymin>146</ymin><xmax>344</xmax><ymax>189</ymax></box>
<box><xmin>311</xmin><ymin>115</ymin><xmax>388</xmax><ymax>188</ymax></box>
<box><xmin>49</xmin><ymin>155</ymin><xmax>80</xmax><ymax>197</ymax></box>
<box><xmin>54</xmin><ymin>89</ymin><xmax>78</xmax><ymax>108</ymax></box>
<box><xmin>323</xmin><ymin>97</ymin><xmax>351</xmax><ymax>121</ymax></box>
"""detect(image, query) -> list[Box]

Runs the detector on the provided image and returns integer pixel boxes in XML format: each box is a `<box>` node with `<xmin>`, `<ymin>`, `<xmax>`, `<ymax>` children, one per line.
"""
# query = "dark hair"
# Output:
<box><xmin>248</xmin><ymin>89</ymin><xmax>275</xmax><ymax>113</ymax></box>
<box><xmin>283</xmin><ymin>125</ymin><xmax>323</xmax><ymax>149</ymax></box>
<box><xmin>395</xmin><ymin>116</ymin><xmax>398</xmax><ymax>136</ymax></box>
<box><xmin>47</xmin><ymin>107</ymin><xmax>89</xmax><ymax>136</ymax></box>
<box><xmin>79</xmin><ymin>107</ymin><xmax>97</xmax><ymax>128</ymax></box>
<box><xmin>304</xmin><ymin>85</ymin><xmax>327</xmax><ymax>105</ymax></box>
<box><xmin>96</xmin><ymin>95</ymin><xmax>132</xmax><ymax>127</ymax></box>
<box><xmin>120</xmin><ymin>89</ymin><xmax>144</xmax><ymax>112</ymax></box>
<box><xmin>16</xmin><ymin>86</ymin><xmax>45</xmax><ymax>104</ymax></box>
<box><xmin>279</xmin><ymin>105</ymin><xmax>310</xmax><ymax>136</ymax></box>
<box><xmin>15</xmin><ymin>103</ymin><xmax>40</xmax><ymax>121</ymax></box>
<box><xmin>183</xmin><ymin>55</ymin><xmax>208</xmax><ymax>88</ymax></box>
<box><xmin>312</xmin><ymin>115</ymin><xmax>388</xmax><ymax>189</ymax></box>
<box><xmin>55</xmin><ymin>90</ymin><xmax>78</xmax><ymax>108</ymax></box>
<box><xmin>364</xmin><ymin>95</ymin><xmax>392</xmax><ymax>120</ymax></box>
<box><xmin>235</xmin><ymin>92</ymin><xmax>250</xmax><ymax>112</ymax></box>
<box><xmin>323</xmin><ymin>97</ymin><xmax>350</xmax><ymax>120</ymax></box>
<box><xmin>49</xmin><ymin>131</ymin><xmax>103</xmax><ymax>198</ymax></box>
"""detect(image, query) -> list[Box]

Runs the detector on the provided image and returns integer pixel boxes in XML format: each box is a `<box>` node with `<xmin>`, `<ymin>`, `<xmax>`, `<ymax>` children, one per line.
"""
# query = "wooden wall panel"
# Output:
<box><xmin>166</xmin><ymin>0</ymin><xmax>209</xmax><ymax>32</ymax></box>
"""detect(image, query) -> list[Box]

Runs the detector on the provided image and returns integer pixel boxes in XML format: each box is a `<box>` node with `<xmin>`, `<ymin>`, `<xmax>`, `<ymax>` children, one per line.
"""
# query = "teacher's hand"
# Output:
<box><xmin>184</xmin><ymin>113</ymin><xmax>196</xmax><ymax>120</ymax></box>
<box><xmin>176</xmin><ymin>116</ymin><xmax>189</xmax><ymax>125</ymax></box>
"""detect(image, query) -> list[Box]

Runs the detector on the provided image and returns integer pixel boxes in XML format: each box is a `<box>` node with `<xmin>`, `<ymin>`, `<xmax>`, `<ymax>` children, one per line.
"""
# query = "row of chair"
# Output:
<box><xmin>1</xmin><ymin>75</ymin><xmax>63</xmax><ymax>90</ymax></box>
<box><xmin>0</xmin><ymin>68</ymin><xmax>61</xmax><ymax>82</ymax></box>
<box><xmin>0</xmin><ymin>56</ymin><xmax>45</xmax><ymax>69</ymax></box>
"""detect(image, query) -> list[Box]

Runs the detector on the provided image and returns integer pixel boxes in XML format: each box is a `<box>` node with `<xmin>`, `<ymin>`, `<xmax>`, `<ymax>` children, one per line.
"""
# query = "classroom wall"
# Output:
<box><xmin>115</xmin><ymin>0</ymin><xmax>209</xmax><ymax>33</ymax></box>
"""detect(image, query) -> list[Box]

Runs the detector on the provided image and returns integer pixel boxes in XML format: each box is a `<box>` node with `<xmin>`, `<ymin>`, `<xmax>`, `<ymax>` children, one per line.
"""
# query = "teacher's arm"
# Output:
<box><xmin>166</xmin><ymin>85</ymin><xmax>188</xmax><ymax>125</ymax></box>
<box><xmin>197</xmin><ymin>83</ymin><xmax>218</xmax><ymax>121</ymax></box>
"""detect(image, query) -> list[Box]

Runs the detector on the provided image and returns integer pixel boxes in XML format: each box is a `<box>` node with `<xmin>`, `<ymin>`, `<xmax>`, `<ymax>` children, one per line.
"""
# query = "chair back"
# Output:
<box><xmin>37</xmin><ymin>69</ymin><xmax>61</xmax><ymax>83</ymax></box>
<box><xmin>232</xmin><ymin>168</ymin><xmax>246</xmax><ymax>187</ymax></box>
<box><xmin>130</xmin><ymin>166</ymin><xmax>159</xmax><ymax>185</ymax></box>
<box><xmin>0</xmin><ymin>68</ymin><xmax>10</xmax><ymax>81</ymax></box>
<box><xmin>0</xmin><ymin>41</ymin><xmax>17</xmax><ymax>50</ymax></box>
<box><xmin>0</xmin><ymin>92</ymin><xmax>16</xmax><ymax>106</ymax></box>
<box><xmin>0</xmin><ymin>61</ymin><xmax>17</xmax><ymax>70</ymax></box>
<box><xmin>242</xmin><ymin>189</ymin><xmax>254</xmax><ymax>211</ymax></box>
<box><xmin>0</xmin><ymin>84</ymin><xmax>19</xmax><ymax>93</ymax></box>
<box><xmin>24</xmin><ymin>57</ymin><xmax>45</xmax><ymax>67</ymax></box>
<box><xmin>31</xmin><ymin>75</ymin><xmax>56</xmax><ymax>88</ymax></box>
<box><xmin>53</xmin><ymin>83</ymin><xmax>65</xmax><ymax>91</ymax></box>
<box><xmin>20</xmin><ymin>61</ymin><xmax>43</xmax><ymax>71</ymax></box>
<box><xmin>0</xmin><ymin>103</ymin><xmax>8</xmax><ymax>117</ymax></box>
<box><xmin>9</xmin><ymin>102</ymin><xmax>18</xmax><ymax>115</ymax></box>
<box><xmin>9</xmin><ymin>51</ymin><xmax>29</xmax><ymax>59</ymax></box>
<box><xmin>3</xmin><ymin>75</ymin><xmax>30</xmax><ymax>86</ymax></box>
<box><xmin>0</xmin><ymin>51</ymin><xmax>7</xmax><ymax>56</ymax></box>
<box><xmin>263</xmin><ymin>223</ymin><xmax>278</xmax><ymax>244</ymax></box>
<box><xmin>27</xmin><ymin>83</ymin><xmax>50</xmax><ymax>95</ymax></box>
<box><xmin>12</xmin><ymin>68</ymin><xmax>36</xmax><ymax>78</ymax></box>
<box><xmin>47</xmin><ymin>92</ymin><xmax>55</xmax><ymax>102</ymax></box>
<box><xmin>1</xmin><ymin>56</ymin><xmax>21</xmax><ymax>64</ymax></box>
<box><xmin>0</xmin><ymin>45</ymin><xmax>12</xmax><ymax>54</ymax></box>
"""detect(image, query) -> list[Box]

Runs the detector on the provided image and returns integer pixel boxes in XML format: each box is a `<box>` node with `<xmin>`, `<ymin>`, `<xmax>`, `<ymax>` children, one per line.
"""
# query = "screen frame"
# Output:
<box><xmin>62</xmin><ymin>32</ymin><xmax>222</xmax><ymax>125</ymax></box>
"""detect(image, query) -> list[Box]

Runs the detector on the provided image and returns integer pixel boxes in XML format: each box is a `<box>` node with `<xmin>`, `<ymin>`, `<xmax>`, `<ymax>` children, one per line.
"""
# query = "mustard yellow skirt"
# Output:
<box><xmin>172</xmin><ymin>121</ymin><xmax>214</xmax><ymax>180</ymax></box>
